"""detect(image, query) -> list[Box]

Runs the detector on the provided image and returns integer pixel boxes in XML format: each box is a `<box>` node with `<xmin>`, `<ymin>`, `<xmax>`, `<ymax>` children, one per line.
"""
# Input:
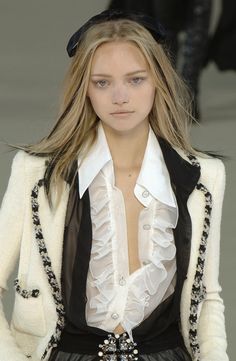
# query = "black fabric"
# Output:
<box><xmin>66</xmin><ymin>9</ymin><xmax>167</xmax><ymax>58</ymax></box>
<box><xmin>158</xmin><ymin>137</ymin><xmax>200</xmax><ymax>285</ymax></box>
<box><xmin>58</xmin><ymin>321</ymin><xmax>185</xmax><ymax>354</ymax></box>
<box><xmin>49</xmin><ymin>346</ymin><xmax>192</xmax><ymax>361</ymax></box>
<box><xmin>108</xmin><ymin>0</ymin><xmax>188</xmax><ymax>32</ymax></box>
<box><xmin>207</xmin><ymin>0</ymin><xmax>236</xmax><ymax>70</ymax></box>
<box><xmin>158</xmin><ymin>138</ymin><xmax>200</xmax><ymax>194</ymax></box>
<box><xmin>59</xmin><ymin>136</ymin><xmax>200</xmax><ymax>354</ymax></box>
<box><xmin>107</xmin><ymin>0</ymin><xmax>187</xmax><ymax>64</ymax></box>
<box><xmin>61</xmin><ymin>180</ymin><xmax>83</xmax><ymax>311</ymax></box>
<box><xmin>62</xmin><ymin>178</ymin><xmax>94</xmax><ymax>331</ymax></box>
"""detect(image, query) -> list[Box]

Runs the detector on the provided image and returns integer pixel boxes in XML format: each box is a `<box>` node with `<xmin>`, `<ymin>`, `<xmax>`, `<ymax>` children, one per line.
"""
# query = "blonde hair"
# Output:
<box><xmin>18</xmin><ymin>19</ymin><xmax>196</xmax><ymax>198</ymax></box>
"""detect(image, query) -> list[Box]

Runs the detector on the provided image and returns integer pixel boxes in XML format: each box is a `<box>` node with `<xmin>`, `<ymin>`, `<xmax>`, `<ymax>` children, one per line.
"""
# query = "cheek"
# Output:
<box><xmin>142</xmin><ymin>86</ymin><xmax>155</xmax><ymax>110</ymax></box>
<box><xmin>87</xmin><ymin>89</ymin><xmax>100</xmax><ymax>110</ymax></box>
<box><xmin>87</xmin><ymin>90</ymin><xmax>108</xmax><ymax>117</ymax></box>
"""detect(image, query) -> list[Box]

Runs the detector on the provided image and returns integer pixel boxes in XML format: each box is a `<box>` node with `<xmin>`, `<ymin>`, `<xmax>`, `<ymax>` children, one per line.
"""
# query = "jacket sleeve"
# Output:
<box><xmin>0</xmin><ymin>151</ymin><xmax>29</xmax><ymax>361</ymax></box>
<box><xmin>198</xmin><ymin>159</ymin><xmax>229</xmax><ymax>361</ymax></box>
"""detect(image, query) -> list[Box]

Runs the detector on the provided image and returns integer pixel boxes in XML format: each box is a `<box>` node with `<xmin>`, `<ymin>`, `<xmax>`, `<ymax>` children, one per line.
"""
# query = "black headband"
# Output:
<box><xmin>66</xmin><ymin>9</ymin><xmax>167</xmax><ymax>58</ymax></box>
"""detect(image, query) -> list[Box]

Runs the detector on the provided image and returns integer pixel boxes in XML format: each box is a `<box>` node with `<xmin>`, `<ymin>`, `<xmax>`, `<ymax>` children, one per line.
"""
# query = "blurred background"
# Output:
<box><xmin>0</xmin><ymin>0</ymin><xmax>235</xmax><ymax>359</ymax></box>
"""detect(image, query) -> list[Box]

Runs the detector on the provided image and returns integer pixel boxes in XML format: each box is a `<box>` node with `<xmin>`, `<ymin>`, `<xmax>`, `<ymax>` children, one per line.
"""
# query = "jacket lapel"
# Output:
<box><xmin>62</xmin><ymin>175</ymin><xmax>93</xmax><ymax>327</ymax></box>
<box><xmin>158</xmin><ymin>137</ymin><xmax>201</xmax><ymax>281</ymax></box>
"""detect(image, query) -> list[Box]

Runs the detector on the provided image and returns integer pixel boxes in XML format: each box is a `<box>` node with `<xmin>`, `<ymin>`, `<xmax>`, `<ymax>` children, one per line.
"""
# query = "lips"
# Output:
<box><xmin>110</xmin><ymin>111</ymin><xmax>134</xmax><ymax>115</ymax></box>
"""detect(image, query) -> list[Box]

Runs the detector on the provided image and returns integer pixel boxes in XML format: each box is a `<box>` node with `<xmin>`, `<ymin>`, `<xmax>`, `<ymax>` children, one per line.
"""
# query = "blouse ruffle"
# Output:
<box><xmin>86</xmin><ymin>174</ymin><xmax>116</xmax><ymax>323</ymax></box>
<box><xmin>121</xmin><ymin>204</ymin><xmax>177</xmax><ymax>336</ymax></box>
<box><xmin>86</xmin><ymin>171</ymin><xmax>177</xmax><ymax>335</ymax></box>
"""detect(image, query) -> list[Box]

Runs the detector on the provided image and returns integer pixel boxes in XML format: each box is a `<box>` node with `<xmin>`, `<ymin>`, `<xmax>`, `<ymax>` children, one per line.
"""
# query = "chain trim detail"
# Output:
<box><xmin>14</xmin><ymin>279</ymin><xmax>40</xmax><ymax>298</ymax></box>
<box><xmin>187</xmin><ymin>154</ymin><xmax>212</xmax><ymax>361</ymax></box>
<box><xmin>31</xmin><ymin>179</ymin><xmax>65</xmax><ymax>360</ymax></box>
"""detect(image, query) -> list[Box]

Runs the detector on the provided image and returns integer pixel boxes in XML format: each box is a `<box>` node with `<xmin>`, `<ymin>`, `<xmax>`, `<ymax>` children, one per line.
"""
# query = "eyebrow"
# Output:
<box><xmin>90</xmin><ymin>70</ymin><xmax>148</xmax><ymax>77</ymax></box>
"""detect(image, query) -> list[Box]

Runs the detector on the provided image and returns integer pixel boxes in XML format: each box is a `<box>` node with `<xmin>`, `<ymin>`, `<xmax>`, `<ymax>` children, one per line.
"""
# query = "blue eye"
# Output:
<box><xmin>130</xmin><ymin>77</ymin><xmax>146</xmax><ymax>85</ymax></box>
<box><xmin>94</xmin><ymin>80</ymin><xmax>109</xmax><ymax>88</ymax></box>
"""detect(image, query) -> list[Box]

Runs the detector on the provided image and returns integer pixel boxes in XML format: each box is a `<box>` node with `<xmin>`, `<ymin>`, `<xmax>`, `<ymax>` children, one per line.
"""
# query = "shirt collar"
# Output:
<box><xmin>136</xmin><ymin>128</ymin><xmax>177</xmax><ymax>208</ymax></box>
<box><xmin>78</xmin><ymin>122</ymin><xmax>177</xmax><ymax>209</ymax></box>
<box><xmin>78</xmin><ymin>122</ymin><xmax>112</xmax><ymax>198</ymax></box>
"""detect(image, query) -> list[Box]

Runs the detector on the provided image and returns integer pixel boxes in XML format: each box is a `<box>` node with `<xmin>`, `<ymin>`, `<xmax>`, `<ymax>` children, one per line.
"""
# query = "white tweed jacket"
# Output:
<box><xmin>0</xmin><ymin>150</ymin><xmax>228</xmax><ymax>361</ymax></box>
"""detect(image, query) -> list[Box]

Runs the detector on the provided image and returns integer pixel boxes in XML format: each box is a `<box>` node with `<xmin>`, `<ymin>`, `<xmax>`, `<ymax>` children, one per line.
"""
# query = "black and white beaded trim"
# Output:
<box><xmin>187</xmin><ymin>154</ymin><xmax>212</xmax><ymax>361</ymax></box>
<box><xmin>31</xmin><ymin>179</ymin><xmax>65</xmax><ymax>360</ymax></box>
<box><xmin>14</xmin><ymin>279</ymin><xmax>40</xmax><ymax>298</ymax></box>
<box><xmin>98</xmin><ymin>333</ymin><xmax>138</xmax><ymax>361</ymax></box>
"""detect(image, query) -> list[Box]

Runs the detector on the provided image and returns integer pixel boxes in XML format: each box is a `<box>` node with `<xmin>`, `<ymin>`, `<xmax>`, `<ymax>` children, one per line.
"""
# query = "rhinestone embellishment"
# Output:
<box><xmin>98</xmin><ymin>333</ymin><xmax>138</xmax><ymax>361</ymax></box>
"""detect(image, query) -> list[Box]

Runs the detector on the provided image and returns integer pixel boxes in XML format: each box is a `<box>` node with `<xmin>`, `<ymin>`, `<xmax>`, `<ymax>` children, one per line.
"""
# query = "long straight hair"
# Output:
<box><xmin>14</xmin><ymin>19</ymin><xmax>196</xmax><ymax>201</ymax></box>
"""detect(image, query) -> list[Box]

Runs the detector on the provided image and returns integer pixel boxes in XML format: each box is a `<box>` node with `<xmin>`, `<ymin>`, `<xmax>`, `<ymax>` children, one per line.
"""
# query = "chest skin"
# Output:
<box><xmin>114</xmin><ymin>165</ymin><xmax>145</xmax><ymax>275</ymax></box>
<box><xmin>114</xmin><ymin>165</ymin><xmax>145</xmax><ymax>334</ymax></box>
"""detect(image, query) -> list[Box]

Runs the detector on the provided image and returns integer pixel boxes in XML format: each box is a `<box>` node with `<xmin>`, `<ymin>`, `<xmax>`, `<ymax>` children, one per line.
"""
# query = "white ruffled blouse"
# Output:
<box><xmin>78</xmin><ymin>122</ymin><xmax>178</xmax><ymax>339</ymax></box>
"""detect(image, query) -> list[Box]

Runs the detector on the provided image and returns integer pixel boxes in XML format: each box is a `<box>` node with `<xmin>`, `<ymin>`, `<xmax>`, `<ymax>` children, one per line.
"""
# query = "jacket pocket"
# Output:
<box><xmin>12</xmin><ymin>279</ymin><xmax>47</xmax><ymax>337</ymax></box>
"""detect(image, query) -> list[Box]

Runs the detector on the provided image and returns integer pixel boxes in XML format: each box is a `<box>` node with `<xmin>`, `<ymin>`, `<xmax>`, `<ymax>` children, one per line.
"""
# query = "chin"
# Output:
<box><xmin>109</xmin><ymin>124</ymin><xmax>140</xmax><ymax>134</ymax></box>
<box><xmin>101</xmin><ymin>118</ymin><xmax>149</xmax><ymax>135</ymax></box>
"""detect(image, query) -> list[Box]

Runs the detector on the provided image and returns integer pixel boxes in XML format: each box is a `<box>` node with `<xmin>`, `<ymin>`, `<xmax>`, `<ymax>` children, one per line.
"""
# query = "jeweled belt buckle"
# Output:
<box><xmin>98</xmin><ymin>333</ymin><xmax>139</xmax><ymax>361</ymax></box>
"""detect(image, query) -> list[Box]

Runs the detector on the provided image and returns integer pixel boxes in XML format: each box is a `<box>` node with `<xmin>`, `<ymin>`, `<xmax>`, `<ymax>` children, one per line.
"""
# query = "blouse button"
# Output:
<box><xmin>145</xmin><ymin>294</ymin><xmax>150</xmax><ymax>306</ymax></box>
<box><xmin>142</xmin><ymin>190</ymin><xmax>149</xmax><ymax>198</ymax></box>
<box><xmin>143</xmin><ymin>224</ymin><xmax>151</xmax><ymax>230</ymax></box>
<box><xmin>111</xmin><ymin>313</ymin><xmax>119</xmax><ymax>320</ymax></box>
<box><xmin>119</xmin><ymin>277</ymin><xmax>126</xmax><ymax>286</ymax></box>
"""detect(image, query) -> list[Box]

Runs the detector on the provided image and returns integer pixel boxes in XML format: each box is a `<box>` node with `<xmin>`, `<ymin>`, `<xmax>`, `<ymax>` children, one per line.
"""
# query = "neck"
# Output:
<box><xmin>101</xmin><ymin>121</ymin><xmax>149</xmax><ymax>169</ymax></box>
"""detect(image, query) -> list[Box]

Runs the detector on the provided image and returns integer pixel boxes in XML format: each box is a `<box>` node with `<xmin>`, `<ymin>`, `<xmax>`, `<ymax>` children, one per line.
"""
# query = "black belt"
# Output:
<box><xmin>58</xmin><ymin>322</ymin><xmax>186</xmax><ymax>355</ymax></box>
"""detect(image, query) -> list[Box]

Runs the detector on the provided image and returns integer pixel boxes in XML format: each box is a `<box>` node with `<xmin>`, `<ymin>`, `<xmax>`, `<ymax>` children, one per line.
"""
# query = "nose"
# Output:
<box><xmin>111</xmin><ymin>84</ymin><xmax>129</xmax><ymax>105</ymax></box>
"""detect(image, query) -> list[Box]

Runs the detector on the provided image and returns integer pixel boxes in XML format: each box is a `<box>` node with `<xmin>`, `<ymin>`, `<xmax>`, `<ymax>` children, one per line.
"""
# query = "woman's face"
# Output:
<box><xmin>87</xmin><ymin>41</ymin><xmax>156</xmax><ymax>134</ymax></box>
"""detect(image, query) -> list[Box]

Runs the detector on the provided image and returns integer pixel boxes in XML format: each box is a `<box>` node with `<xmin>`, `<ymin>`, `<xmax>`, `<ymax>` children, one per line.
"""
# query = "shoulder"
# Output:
<box><xmin>11</xmin><ymin>150</ymin><xmax>48</xmax><ymax>180</ymax></box>
<box><xmin>196</xmin><ymin>154</ymin><xmax>225</xmax><ymax>194</ymax></box>
<box><xmin>176</xmin><ymin>147</ymin><xmax>226</xmax><ymax>194</ymax></box>
<box><xmin>12</xmin><ymin>150</ymin><xmax>47</xmax><ymax>166</ymax></box>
